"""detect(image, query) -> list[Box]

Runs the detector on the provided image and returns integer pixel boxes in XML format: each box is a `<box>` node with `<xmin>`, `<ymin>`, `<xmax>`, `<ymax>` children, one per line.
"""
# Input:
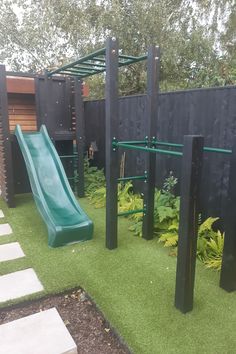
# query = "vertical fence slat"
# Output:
<box><xmin>220</xmin><ymin>137</ymin><xmax>236</xmax><ymax>292</ymax></box>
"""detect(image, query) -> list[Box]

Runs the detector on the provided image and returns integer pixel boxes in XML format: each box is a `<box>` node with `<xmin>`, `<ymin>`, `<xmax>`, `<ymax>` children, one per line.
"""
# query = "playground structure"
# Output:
<box><xmin>0</xmin><ymin>68</ymin><xmax>86</xmax><ymax>206</ymax></box>
<box><xmin>0</xmin><ymin>65</ymin><xmax>95</xmax><ymax>246</ymax></box>
<box><xmin>102</xmin><ymin>38</ymin><xmax>235</xmax><ymax>312</ymax></box>
<box><xmin>0</xmin><ymin>37</ymin><xmax>235</xmax><ymax>312</ymax></box>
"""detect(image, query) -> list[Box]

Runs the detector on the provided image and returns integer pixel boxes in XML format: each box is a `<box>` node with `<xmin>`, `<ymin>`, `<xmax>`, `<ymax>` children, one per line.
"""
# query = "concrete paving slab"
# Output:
<box><xmin>0</xmin><ymin>210</ymin><xmax>4</xmax><ymax>218</ymax></box>
<box><xmin>0</xmin><ymin>223</ymin><xmax>12</xmax><ymax>236</ymax></box>
<box><xmin>0</xmin><ymin>242</ymin><xmax>25</xmax><ymax>262</ymax></box>
<box><xmin>0</xmin><ymin>268</ymin><xmax>44</xmax><ymax>303</ymax></box>
<box><xmin>0</xmin><ymin>307</ymin><xmax>77</xmax><ymax>354</ymax></box>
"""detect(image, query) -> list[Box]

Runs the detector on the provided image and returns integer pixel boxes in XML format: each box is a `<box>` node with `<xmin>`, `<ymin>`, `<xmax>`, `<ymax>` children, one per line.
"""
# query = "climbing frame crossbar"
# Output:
<box><xmin>48</xmin><ymin>48</ymin><xmax>147</xmax><ymax>78</ymax></box>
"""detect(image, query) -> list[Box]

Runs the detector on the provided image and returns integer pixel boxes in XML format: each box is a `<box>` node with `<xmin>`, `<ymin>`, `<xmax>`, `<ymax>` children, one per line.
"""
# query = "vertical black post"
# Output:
<box><xmin>175</xmin><ymin>135</ymin><xmax>204</xmax><ymax>313</ymax></box>
<box><xmin>34</xmin><ymin>75</ymin><xmax>44</xmax><ymax>129</ymax></box>
<box><xmin>44</xmin><ymin>74</ymin><xmax>54</xmax><ymax>138</ymax></box>
<box><xmin>105</xmin><ymin>37</ymin><xmax>119</xmax><ymax>250</ymax></box>
<box><xmin>74</xmin><ymin>78</ymin><xmax>85</xmax><ymax>197</ymax></box>
<box><xmin>0</xmin><ymin>65</ymin><xmax>15</xmax><ymax>207</ymax></box>
<box><xmin>142</xmin><ymin>46</ymin><xmax>160</xmax><ymax>240</ymax></box>
<box><xmin>220</xmin><ymin>137</ymin><xmax>236</xmax><ymax>292</ymax></box>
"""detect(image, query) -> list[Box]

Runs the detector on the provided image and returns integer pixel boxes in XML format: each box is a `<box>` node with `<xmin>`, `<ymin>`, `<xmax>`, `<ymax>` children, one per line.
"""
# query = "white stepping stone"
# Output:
<box><xmin>0</xmin><ymin>268</ymin><xmax>43</xmax><ymax>303</ymax></box>
<box><xmin>0</xmin><ymin>307</ymin><xmax>77</xmax><ymax>354</ymax></box>
<box><xmin>0</xmin><ymin>242</ymin><xmax>25</xmax><ymax>262</ymax></box>
<box><xmin>0</xmin><ymin>223</ymin><xmax>12</xmax><ymax>236</ymax></box>
<box><xmin>0</xmin><ymin>210</ymin><xmax>4</xmax><ymax>218</ymax></box>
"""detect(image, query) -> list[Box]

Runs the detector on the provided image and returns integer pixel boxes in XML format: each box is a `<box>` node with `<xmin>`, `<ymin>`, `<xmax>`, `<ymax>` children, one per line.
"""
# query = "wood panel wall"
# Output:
<box><xmin>8</xmin><ymin>93</ymin><xmax>37</xmax><ymax>132</ymax></box>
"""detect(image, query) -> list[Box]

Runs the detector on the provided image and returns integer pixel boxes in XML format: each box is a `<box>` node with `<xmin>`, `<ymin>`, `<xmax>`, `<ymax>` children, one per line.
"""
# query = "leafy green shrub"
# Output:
<box><xmin>197</xmin><ymin>217</ymin><xmax>219</xmax><ymax>261</ymax></box>
<box><xmin>84</xmin><ymin>159</ymin><xmax>224</xmax><ymax>270</ymax></box>
<box><xmin>197</xmin><ymin>217</ymin><xmax>224</xmax><ymax>270</ymax></box>
<box><xmin>84</xmin><ymin>158</ymin><xmax>106</xmax><ymax>207</ymax></box>
<box><xmin>130</xmin><ymin>173</ymin><xmax>180</xmax><ymax>237</ymax></box>
<box><xmin>159</xmin><ymin>215</ymin><xmax>224</xmax><ymax>270</ymax></box>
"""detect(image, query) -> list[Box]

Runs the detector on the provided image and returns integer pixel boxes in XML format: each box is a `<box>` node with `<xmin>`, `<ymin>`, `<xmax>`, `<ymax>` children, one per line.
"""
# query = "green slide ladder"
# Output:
<box><xmin>15</xmin><ymin>125</ymin><xmax>93</xmax><ymax>247</ymax></box>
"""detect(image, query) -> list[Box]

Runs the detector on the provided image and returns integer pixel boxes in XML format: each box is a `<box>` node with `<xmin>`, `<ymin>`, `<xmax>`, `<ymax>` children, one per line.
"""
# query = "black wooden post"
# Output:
<box><xmin>74</xmin><ymin>78</ymin><xmax>85</xmax><ymax>197</ymax></box>
<box><xmin>142</xmin><ymin>46</ymin><xmax>160</xmax><ymax>240</ymax></box>
<box><xmin>105</xmin><ymin>37</ymin><xmax>119</xmax><ymax>250</ymax></box>
<box><xmin>175</xmin><ymin>135</ymin><xmax>204</xmax><ymax>313</ymax></box>
<box><xmin>220</xmin><ymin>138</ymin><xmax>236</xmax><ymax>292</ymax></box>
<box><xmin>34</xmin><ymin>75</ymin><xmax>44</xmax><ymax>129</ymax></box>
<box><xmin>0</xmin><ymin>65</ymin><xmax>15</xmax><ymax>207</ymax></box>
<box><xmin>44</xmin><ymin>74</ymin><xmax>54</xmax><ymax>138</ymax></box>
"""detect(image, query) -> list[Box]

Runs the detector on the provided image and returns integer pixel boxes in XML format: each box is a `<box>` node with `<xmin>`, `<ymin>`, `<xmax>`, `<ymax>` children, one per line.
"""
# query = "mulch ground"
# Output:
<box><xmin>0</xmin><ymin>288</ymin><xmax>131</xmax><ymax>354</ymax></box>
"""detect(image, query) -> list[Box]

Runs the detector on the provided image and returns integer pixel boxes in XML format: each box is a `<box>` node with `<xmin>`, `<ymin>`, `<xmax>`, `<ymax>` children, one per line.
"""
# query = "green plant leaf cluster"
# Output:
<box><xmin>198</xmin><ymin>218</ymin><xmax>224</xmax><ymax>271</ymax></box>
<box><xmin>84</xmin><ymin>160</ymin><xmax>224</xmax><ymax>270</ymax></box>
<box><xmin>84</xmin><ymin>158</ymin><xmax>106</xmax><ymax>208</ymax></box>
<box><xmin>159</xmin><ymin>215</ymin><xmax>224</xmax><ymax>270</ymax></box>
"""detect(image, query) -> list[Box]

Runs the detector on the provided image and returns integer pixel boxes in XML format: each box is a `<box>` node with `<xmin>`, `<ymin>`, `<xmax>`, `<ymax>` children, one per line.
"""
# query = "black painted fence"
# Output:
<box><xmin>84</xmin><ymin>85</ymin><xmax>236</xmax><ymax>221</ymax></box>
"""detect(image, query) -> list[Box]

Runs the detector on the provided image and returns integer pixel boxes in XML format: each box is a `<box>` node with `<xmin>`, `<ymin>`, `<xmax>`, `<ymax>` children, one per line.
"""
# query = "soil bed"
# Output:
<box><xmin>0</xmin><ymin>288</ymin><xmax>130</xmax><ymax>354</ymax></box>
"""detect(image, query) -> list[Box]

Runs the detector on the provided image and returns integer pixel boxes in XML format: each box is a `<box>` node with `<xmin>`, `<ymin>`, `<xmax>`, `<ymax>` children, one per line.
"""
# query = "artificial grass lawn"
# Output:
<box><xmin>0</xmin><ymin>194</ymin><xmax>236</xmax><ymax>354</ymax></box>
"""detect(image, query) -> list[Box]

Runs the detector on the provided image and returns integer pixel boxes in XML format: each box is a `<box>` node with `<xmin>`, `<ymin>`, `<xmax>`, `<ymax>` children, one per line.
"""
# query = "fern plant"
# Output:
<box><xmin>84</xmin><ymin>157</ymin><xmax>106</xmax><ymax>197</ymax></box>
<box><xmin>84</xmin><ymin>160</ymin><xmax>225</xmax><ymax>271</ymax></box>
<box><xmin>203</xmin><ymin>230</ymin><xmax>224</xmax><ymax>270</ymax></box>
<box><xmin>197</xmin><ymin>217</ymin><xmax>219</xmax><ymax>261</ymax></box>
<box><xmin>159</xmin><ymin>215</ymin><xmax>224</xmax><ymax>270</ymax></box>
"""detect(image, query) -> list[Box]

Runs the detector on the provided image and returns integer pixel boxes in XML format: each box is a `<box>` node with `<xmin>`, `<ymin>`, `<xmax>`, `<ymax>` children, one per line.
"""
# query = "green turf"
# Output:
<box><xmin>0</xmin><ymin>194</ymin><xmax>236</xmax><ymax>354</ymax></box>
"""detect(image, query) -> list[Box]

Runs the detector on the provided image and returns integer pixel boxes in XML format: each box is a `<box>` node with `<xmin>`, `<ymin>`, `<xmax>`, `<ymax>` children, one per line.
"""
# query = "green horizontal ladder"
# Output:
<box><xmin>48</xmin><ymin>47</ymin><xmax>147</xmax><ymax>78</ymax></box>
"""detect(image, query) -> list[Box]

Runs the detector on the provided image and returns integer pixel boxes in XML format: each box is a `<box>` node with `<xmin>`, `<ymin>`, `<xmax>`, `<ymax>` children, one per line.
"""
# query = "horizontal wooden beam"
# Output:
<box><xmin>6</xmin><ymin>77</ymin><xmax>35</xmax><ymax>94</ymax></box>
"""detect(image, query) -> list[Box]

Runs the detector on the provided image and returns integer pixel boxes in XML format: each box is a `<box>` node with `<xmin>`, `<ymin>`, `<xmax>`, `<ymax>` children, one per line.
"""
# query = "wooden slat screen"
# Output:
<box><xmin>8</xmin><ymin>93</ymin><xmax>37</xmax><ymax>132</ymax></box>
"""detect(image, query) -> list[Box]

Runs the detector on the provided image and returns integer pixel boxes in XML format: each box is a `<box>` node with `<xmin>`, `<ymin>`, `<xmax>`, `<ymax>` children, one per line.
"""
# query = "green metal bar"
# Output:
<box><xmin>203</xmin><ymin>147</ymin><xmax>232</xmax><ymax>154</ymax></box>
<box><xmin>48</xmin><ymin>47</ymin><xmax>106</xmax><ymax>76</ymax></box>
<box><xmin>118</xmin><ymin>208</ymin><xmax>146</xmax><ymax>217</ymax></box>
<box><xmin>117</xmin><ymin>175</ymin><xmax>147</xmax><ymax>182</ymax></box>
<box><xmin>60</xmin><ymin>155</ymin><xmax>78</xmax><ymax>159</ymax></box>
<box><xmin>118</xmin><ymin>140</ymin><xmax>147</xmax><ymax>145</ymax></box>
<box><xmin>92</xmin><ymin>57</ymin><xmax>106</xmax><ymax>62</ymax></box>
<box><xmin>92</xmin><ymin>57</ymin><xmax>129</xmax><ymax>64</ymax></box>
<box><xmin>119</xmin><ymin>54</ymin><xmax>143</xmax><ymax>60</ymax></box>
<box><xmin>65</xmin><ymin>67</ymin><xmax>99</xmax><ymax>73</ymax></box>
<box><xmin>62</xmin><ymin>68</ymin><xmax>105</xmax><ymax>78</ymax></box>
<box><xmin>154</xmin><ymin>140</ymin><xmax>232</xmax><ymax>155</ymax></box>
<box><xmin>93</xmin><ymin>55</ymin><xmax>147</xmax><ymax>66</ymax></box>
<box><xmin>59</xmin><ymin>71</ymin><xmax>84</xmax><ymax>77</ymax></box>
<box><xmin>78</xmin><ymin>70</ymin><xmax>106</xmax><ymax>79</ymax></box>
<box><xmin>114</xmin><ymin>142</ymin><xmax>183</xmax><ymax>157</ymax></box>
<box><xmin>62</xmin><ymin>68</ymin><xmax>98</xmax><ymax>74</ymax></box>
<box><xmin>118</xmin><ymin>55</ymin><xmax>147</xmax><ymax>68</ymax></box>
<box><xmin>155</xmin><ymin>141</ymin><xmax>183</xmax><ymax>148</ymax></box>
<box><xmin>82</xmin><ymin>61</ymin><xmax>106</xmax><ymax>68</ymax></box>
<box><xmin>74</xmin><ymin>62</ymin><xmax>106</xmax><ymax>69</ymax></box>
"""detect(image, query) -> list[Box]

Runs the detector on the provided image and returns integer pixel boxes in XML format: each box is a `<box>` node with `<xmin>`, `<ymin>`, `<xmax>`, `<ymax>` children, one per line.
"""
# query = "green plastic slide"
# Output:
<box><xmin>15</xmin><ymin>125</ymin><xmax>93</xmax><ymax>247</ymax></box>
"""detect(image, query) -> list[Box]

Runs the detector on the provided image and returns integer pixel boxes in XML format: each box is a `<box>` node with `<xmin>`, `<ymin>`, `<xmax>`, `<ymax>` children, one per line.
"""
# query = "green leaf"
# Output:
<box><xmin>158</xmin><ymin>206</ymin><xmax>176</xmax><ymax>222</ymax></box>
<box><xmin>159</xmin><ymin>232</ymin><xmax>178</xmax><ymax>247</ymax></box>
<box><xmin>198</xmin><ymin>217</ymin><xmax>219</xmax><ymax>236</ymax></box>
